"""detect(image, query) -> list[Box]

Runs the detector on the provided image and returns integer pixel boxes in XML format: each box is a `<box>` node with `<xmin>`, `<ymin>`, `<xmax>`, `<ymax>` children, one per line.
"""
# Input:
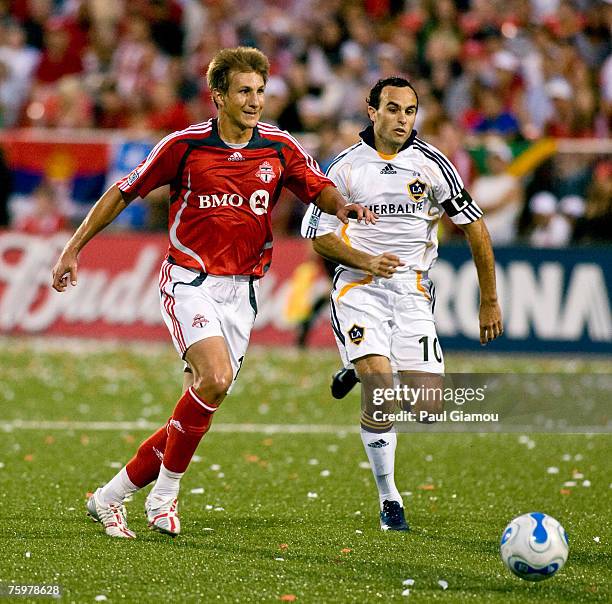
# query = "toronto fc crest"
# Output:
<box><xmin>256</xmin><ymin>161</ymin><xmax>276</xmax><ymax>184</ymax></box>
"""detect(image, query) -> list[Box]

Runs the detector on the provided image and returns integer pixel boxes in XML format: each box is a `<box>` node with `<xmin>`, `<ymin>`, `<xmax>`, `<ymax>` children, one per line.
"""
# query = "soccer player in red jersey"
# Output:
<box><xmin>51</xmin><ymin>47</ymin><xmax>375</xmax><ymax>538</ymax></box>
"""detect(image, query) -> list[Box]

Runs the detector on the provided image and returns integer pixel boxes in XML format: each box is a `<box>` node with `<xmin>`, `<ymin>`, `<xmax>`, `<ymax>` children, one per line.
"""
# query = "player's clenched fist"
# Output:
<box><xmin>367</xmin><ymin>252</ymin><xmax>403</xmax><ymax>278</ymax></box>
<box><xmin>51</xmin><ymin>247</ymin><xmax>78</xmax><ymax>292</ymax></box>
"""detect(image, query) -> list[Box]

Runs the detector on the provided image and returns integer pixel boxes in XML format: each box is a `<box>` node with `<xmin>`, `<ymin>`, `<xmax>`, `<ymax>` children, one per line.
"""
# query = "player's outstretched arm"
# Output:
<box><xmin>315</xmin><ymin>185</ymin><xmax>377</xmax><ymax>225</ymax></box>
<box><xmin>312</xmin><ymin>233</ymin><xmax>402</xmax><ymax>278</ymax></box>
<box><xmin>51</xmin><ymin>185</ymin><xmax>133</xmax><ymax>292</ymax></box>
<box><xmin>459</xmin><ymin>218</ymin><xmax>504</xmax><ymax>345</ymax></box>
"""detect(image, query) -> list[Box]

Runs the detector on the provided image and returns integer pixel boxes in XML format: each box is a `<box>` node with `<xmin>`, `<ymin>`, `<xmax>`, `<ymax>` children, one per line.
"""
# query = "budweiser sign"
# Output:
<box><xmin>0</xmin><ymin>231</ymin><xmax>334</xmax><ymax>345</ymax></box>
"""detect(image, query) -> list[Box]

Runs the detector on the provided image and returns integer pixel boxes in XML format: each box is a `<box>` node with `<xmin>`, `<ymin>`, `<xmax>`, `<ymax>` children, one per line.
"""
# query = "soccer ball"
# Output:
<box><xmin>500</xmin><ymin>512</ymin><xmax>569</xmax><ymax>581</ymax></box>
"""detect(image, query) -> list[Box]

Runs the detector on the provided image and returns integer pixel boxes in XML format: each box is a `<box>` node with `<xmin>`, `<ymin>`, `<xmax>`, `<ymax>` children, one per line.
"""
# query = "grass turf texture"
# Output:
<box><xmin>0</xmin><ymin>339</ymin><xmax>610</xmax><ymax>603</ymax></box>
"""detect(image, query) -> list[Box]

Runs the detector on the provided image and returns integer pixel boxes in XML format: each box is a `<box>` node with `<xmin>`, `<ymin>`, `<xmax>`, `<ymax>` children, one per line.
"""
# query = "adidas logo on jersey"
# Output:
<box><xmin>227</xmin><ymin>151</ymin><xmax>244</xmax><ymax>161</ymax></box>
<box><xmin>368</xmin><ymin>438</ymin><xmax>389</xmax><ymax>448</ymax></box>
<box><xmin>380</xmin><ymin>164</ymin><xmax>396</xmax><ymax>174</ymax></box>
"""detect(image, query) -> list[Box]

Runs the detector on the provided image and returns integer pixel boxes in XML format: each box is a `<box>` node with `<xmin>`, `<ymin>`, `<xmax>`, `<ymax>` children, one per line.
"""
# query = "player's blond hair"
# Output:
<box><xmin>207</xmin><ymin>47</ymin><xmax>270</xmax><ymax>99</ymax></box>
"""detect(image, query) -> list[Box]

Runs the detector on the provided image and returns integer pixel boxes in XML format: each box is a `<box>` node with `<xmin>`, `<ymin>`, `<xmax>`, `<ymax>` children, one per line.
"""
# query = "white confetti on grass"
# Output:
<box><xmin>214</xmin><ymin>507</ymin><xmax>224</xmax><ymax>512</ymax></box>
<box><xmin>359</xmin><ymin>461</ymin><xmax>370</xmax><ymax>469</ymax></box>
<box><xmin>563</xmin><ymin>481</ymin><xmax>577</xmax><ymax>487</ymax></box>
<box><xmin>307</xmin><ymin>492</ymin><xmax>318</xmax><ymax>499</ymax></box>
<box><xmin>25</xmin><ymin>551</ymin><xmax>31</xmax><ymax>558</ymax></box>
<box><xmin>308</xmin><ymin>458</ymin><xmax>319</xmax><ymax>465</ymax></box>
<box><xmin>192</xmin><ymin>455</ymin><xmax>202</xmax><ymax>463</ymax></box>
<box><xmin>203</xmin><ymin>528</ymin><xmax>214</xmax><ymax>532</ymax></box>
<box><xmin>0</xmin><ymin>462</ymin><xmax>4</xmax><ymax>468</ymax></box>
<box><xmin>574</xmin><ymin>454</ymin><xmax>583</xmax><ymax>461</ymax></box>
<box><xmin>355</xmin><ymin>530</ymin><xmax>363</xmax><ymax>534</ymax></box>
<box><xmin>582</xmin><ymin>480</ymin><xmax>591</xmax><ymax>487</ymax></box>
<box><xmin>401</xmin><ymin>588</ymin><xmax>411</xmax><ymax>596</ymax></box>
<box><xmin>402</xmin><ymin>579</ymin><xmax>415</xmax><ymax>586</ymax></box>
<box><xmin>94</xmin><ymin>596</ymin><xmax>108</xmax><ymax>602</ymax></box>
<box><xmin>438</xmin><ymin>579</ymin><xmax>449</xmax><ymax>590</ymax></box>
<box><xmin>210</xmin><ymin>464</ymin><xmax>221</xmax><ymax>471</ymax></box>
<box><xmin>190</xmin><ymin>487</ymin><xmax>204</xmax><ymax>494</ymax></box>
<box><xmin>593</xmin><ymin>536</ymin><xmax>600</xmax><ymax>543</ymax></box>
<box><xmin>547</xmin><ymin>467</ymin><xmax>559</xmax><ymax>474</ymax></box>
<box><xmin>562</xmin><ymin>453</ymin><xmax>571</xmax><ymax>461</ymax></box>
<box><xmin>274</xmin><ymin>557</ymin><xmax>285</xmax><ymax>562</ymax></box>
<box><xmin>320</xmin><ymin>470</ymin><xmax>330</xmax><ymax>477</ymax></box>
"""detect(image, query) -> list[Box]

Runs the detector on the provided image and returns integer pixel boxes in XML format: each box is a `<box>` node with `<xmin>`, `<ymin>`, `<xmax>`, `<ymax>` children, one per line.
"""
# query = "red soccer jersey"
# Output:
<box><xmin>116</xmin><ymin>119</ymin><xmax>334</xmax><ymax>276</ymax></box>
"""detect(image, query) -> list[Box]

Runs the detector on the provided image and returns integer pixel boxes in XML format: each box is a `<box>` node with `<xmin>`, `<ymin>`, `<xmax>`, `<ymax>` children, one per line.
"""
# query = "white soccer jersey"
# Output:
<box><xmin>301</xmin><ymin>127</ymin><xmax>483</xmax><ymax>274</ymax></box>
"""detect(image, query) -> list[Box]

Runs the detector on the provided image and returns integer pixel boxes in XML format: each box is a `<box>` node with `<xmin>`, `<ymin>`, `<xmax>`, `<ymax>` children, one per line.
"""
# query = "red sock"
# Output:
<box><xmin>163</xmin><ymin>387</ymin><xmax>217</xmax><ymax>473</ymax></box>
<box><xmin>125</xmin><ymin>419</ymin><xmax>170</xmax><ymax>488</ymax></box>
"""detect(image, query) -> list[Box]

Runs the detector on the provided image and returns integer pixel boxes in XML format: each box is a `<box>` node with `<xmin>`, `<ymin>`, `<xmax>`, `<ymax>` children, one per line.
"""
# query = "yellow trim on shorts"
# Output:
<box><xmin>337</xmin><ymin>275</ymin><xmax>373</xmax><ymax>303</ymax></box>
<box><xmin>340</xmin><ymin>222</ymin><xmax>352</xmax><ymax>246</ymax></box>
<box><xmin>416</xmin><ymin>270</ymin><xmax>431</xmax><ymax>300</ymax></box>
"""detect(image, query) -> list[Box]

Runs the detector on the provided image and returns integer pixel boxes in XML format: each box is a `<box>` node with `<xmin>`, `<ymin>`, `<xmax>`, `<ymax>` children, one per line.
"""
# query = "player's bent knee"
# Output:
<box><xmin>192</xmin><ymin>372</ymin><xmax>233</xmax><ymax>404</ymax></box>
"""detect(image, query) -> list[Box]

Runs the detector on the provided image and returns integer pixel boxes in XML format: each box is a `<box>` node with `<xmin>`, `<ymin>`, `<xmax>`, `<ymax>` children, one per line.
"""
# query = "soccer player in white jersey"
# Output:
<box><xmin>301</xmin><ymin>77</ymin><xmax>503</xmax><ymax>531</ymax></box>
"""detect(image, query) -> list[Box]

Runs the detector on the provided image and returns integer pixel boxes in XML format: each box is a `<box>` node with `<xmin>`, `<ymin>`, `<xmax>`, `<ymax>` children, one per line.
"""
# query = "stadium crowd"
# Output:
<box><xmin>0</xmin><ymin>0</ymin><xmax>610</xmax><ymax>244</ymax></box>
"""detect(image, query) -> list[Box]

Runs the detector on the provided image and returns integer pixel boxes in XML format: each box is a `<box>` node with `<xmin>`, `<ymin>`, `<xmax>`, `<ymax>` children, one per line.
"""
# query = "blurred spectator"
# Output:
<box><xmin>574</xmin><ymin>160</ymin><xmax>612</xmax><ymax>243</ymax></box>
<box><xmin>0</xmin><ymin>20</ymin><xmax>40</xmax><ymax>126</ymax></box>
<box><xmin>471</xmin><ymin>138</ymin><xmax>524</xmax><ymax>245</ymax></box>
<box><xmin>94</xmin><ymin>80</ymin><xmax>129</xmax><ymax>129</ymax></box>
<box><xmin>528</xmin><ymin>191</ymin><xmax>564</xmax><ymax>247</ymax></box>
<box><xmin>526</xmin><ymin>189</ymin><xmax>587</xmax><ymax>247</ymax></box>
<box><xmin>13</xmin><ymin>182</ymin><xmax>68</xmax><ymax>235</ymax></box>
<box><xmin>543</xmin><ymin>77</ymin><xmax>579</xmax><ymax>137</ymax></box>
<box><xmin>470</xmin><ymin>84</ymin><xmax>521</xmax><ymax>138</ymax></box>
<box><xmin>260</xmin><ymin>75</ymin><xmax>290</xmax><ymax>126</ymax></box>
<box><xmin>316</xmin><ymin>123</ymin><xmax>344</xmax><ymax>173</ymax></box>
<box><xmin>34</xmin><ymin>18</ymin><xmax>83</xmax><ymax>84</ymax></box>
<box><xmin>146</xmin><ymin>81</ymin><xmax>192</xmax><ymax>134</ymax></box>
<box><xmin>0</xmin><ymin>148</ymin><xmax>11</xmax><ymax>226</ymax></box>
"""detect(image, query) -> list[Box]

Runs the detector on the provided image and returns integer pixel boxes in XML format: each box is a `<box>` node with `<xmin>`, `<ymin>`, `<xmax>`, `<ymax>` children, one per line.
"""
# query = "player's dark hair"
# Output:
<box><xmin>367</xmin><ymin>77</ymin><xmax>418</xmax><ymax>111</ymax></box>
<box><xmin>207</xmin><ymin>47</ymin><xmax>270</xmax><ymax>104</ymax></box>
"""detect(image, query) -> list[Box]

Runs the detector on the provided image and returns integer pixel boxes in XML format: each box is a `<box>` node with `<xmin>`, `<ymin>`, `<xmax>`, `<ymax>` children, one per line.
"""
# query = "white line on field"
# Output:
<box><xmin>0</xmin><ymin>419</ymin><xmax>358</xmax><ymax>434</ymax></box>
<box><xmin>1</xmin><ymin>420</ymin><xmax>608</xmax><ymax>434</ymax></box>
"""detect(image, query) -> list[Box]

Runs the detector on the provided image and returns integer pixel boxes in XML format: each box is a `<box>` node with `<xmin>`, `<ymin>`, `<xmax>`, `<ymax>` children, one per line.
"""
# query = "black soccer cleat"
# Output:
<box><xmin>330</xmin><ymin>367</ymin><xmax>360</xmax><ymax>399</ymax></box>
<box><xmin>380</xmin><ymin>500</ymin><xmax>409</xmax><ymax>532</ymax></box>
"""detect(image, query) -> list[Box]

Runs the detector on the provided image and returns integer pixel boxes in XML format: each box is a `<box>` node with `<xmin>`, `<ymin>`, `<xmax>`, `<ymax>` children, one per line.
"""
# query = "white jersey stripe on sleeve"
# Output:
<box><xmin>413</xmin><ymin>140</ymin><xmax>461</xmax><ymax>196</ymax></box>
<box><xmin>257</xmin><ymin>122</ymin><xmax>326</xmax><ymax>179</ymax></box>
<box><xmin>118</xmin><ymin>121</ymin><xmax>212</xmax><ymax>191</ymax></box>
<box><xmin>415</xmin><ymin>138</ymin><xmax>462</xmax><ymax>192</ymax></box>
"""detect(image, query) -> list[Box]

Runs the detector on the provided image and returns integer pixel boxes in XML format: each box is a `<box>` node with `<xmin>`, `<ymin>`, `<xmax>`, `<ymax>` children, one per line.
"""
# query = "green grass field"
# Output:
<box><xmin>0</xmin><ymin>339</ymin><xmax>610</xmax><ymax>603</ymax></box>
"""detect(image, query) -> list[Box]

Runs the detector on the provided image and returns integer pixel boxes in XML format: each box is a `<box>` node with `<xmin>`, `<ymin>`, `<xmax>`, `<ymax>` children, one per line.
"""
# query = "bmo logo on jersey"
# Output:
<box><xmin>197</xmin><ymin>190</ymin><xmax>269</xmax><ymax>215</ymax></box>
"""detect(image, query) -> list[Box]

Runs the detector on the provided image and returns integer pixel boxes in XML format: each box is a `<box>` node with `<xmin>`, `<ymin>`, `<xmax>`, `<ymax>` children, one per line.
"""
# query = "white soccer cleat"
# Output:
<box><xmin>145</xmin><ymin>493</ymin><xmax>181</xmax><ymax>536</ymax></box>
<box><xmin>86</xmin><ymin>488</ymin><xmax>136</xmax><ymax>539</ymax></box>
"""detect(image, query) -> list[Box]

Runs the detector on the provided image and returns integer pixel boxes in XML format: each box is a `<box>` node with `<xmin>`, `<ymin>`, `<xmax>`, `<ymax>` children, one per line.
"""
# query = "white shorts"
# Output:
<box><xmin>330</xmin><ymin>268</ymin><xmax>444</xmax><ymax>374</ymax></box>
<box><xmin>159</xmin><ymin>260</ymin><xmax>259</xmax><ymax>379</ymax></box>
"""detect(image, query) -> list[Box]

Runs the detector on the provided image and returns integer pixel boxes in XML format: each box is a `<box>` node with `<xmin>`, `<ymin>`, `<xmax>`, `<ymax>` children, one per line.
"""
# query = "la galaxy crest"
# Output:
<box><xmin>348</xmin><ymin>324</ymin><xmax>365</xmax><ymax>345</ymax></box>
<box><xmin>407</xmin><ymin>178</ymin><xmax>427</xmax><ymax>202</ymax></box>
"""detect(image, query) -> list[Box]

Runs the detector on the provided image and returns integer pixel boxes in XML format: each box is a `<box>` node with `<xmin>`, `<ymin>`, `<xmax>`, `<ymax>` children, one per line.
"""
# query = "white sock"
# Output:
<box><xmin>99</xmin><ymin>467</ymin><xmax>139</xmax><ymax>506</ymax></box>
<box><xmin>360</xmin><ymin>428</ymin><xmax>403</xmax><ymax>509</ymax></box>
<box><xmin>149</xmin><ymin>463</ymin><xmax>184</xmax><ymax>500</ymax></box>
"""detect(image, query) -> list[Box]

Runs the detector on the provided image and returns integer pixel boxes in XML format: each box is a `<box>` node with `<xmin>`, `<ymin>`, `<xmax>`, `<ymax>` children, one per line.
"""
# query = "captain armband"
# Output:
<box><xmin>441</xmin><ymin>188</ymin><xmax>474</xmax><ymax>217</ymax></box>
